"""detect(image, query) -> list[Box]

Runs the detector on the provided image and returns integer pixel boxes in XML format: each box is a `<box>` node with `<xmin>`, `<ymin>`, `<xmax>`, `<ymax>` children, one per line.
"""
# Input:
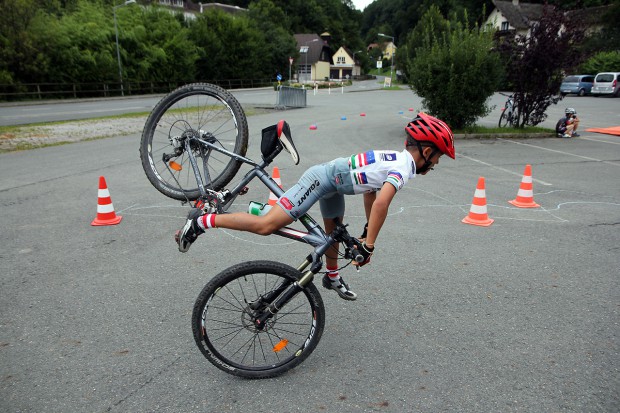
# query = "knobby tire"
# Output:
<box><xmin>192</xmin><ymin>261</ymin><xmax>326</xmax><ymax>379</ymax></box>
<box><xmin>139</xmin><ymin>83</ymin><xmax>249</xmax><ymax>201</ymax></box>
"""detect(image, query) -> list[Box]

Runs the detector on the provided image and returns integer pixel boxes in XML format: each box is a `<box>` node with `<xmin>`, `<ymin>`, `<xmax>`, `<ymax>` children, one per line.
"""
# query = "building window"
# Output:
<box><xmin>337</xmin><ymin>56</ymin><xmax>345</xmax><ymax>64</ymax></box>
<box><xmin>501</xmin><ymin>21</ymin><xmax>509</xmax><ymax>31</ymax></box>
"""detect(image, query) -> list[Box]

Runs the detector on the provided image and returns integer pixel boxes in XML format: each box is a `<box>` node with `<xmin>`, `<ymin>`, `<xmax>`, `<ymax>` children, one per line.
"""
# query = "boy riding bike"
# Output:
<box><xmin>176</xmin><ymin>113</ymin><xmax>455</xmax><ymax>301</ymax></box>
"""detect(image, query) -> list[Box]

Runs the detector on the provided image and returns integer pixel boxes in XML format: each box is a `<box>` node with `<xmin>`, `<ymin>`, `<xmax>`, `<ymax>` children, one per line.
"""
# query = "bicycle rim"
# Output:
<box><xmin>498</xmin><ymin>110</ymin><xmax>508</xmax><ymax>128</ymax></box>
<box><xmin>192</xmin><ymin>261</ymin><xmax>325</xmax><ymax>379</ymax></box>
<box><xmin>140</xmin><ymin>83</ymin><xmax>248</xmax><ymax>201</ymax></box>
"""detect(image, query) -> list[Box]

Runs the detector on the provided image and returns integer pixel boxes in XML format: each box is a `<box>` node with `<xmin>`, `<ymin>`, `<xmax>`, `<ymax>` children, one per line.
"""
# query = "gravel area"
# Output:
<box><xmin>0</xmin><ymin>116</ymin><xmax>148</xmax><ymax>152</ymax></box>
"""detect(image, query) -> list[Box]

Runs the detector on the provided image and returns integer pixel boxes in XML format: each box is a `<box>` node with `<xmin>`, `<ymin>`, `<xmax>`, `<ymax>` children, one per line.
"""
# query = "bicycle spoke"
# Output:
<box><xmin>198</xmin><ymin>270</ymin><xmax>317</xmax><ymax>371</ymax></box>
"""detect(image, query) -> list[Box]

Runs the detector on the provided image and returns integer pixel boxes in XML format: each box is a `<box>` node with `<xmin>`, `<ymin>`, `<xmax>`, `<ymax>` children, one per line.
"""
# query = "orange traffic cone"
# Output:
<box><xmin>268</xmin><ymin>166</ymin><xmax>282</xmax><ymax>206</ymax></box>
<box><xmin>462</xmin><ymin>177</ymin><xmax>494</xmax><ymax>227</ymax></box>
<box><xmin>509</xmin><ymin>164</ymin><xmax>540</xmax><ymax>208</ymax></box>
<box><xmin>91</xmin><ymin>176</ymin><xmax>122</xmax><ymax>226</ymax></box>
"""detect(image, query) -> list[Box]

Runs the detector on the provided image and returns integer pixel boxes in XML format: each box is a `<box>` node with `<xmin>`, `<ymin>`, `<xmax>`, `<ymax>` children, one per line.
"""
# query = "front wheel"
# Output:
<box><xmin>140</xmin><ymin>83</ymin><xmax>249</xmax><ymax>201</ymax></box>
<box><xmin>192</xmin><ymin>261</ymin><xmax>326</xmax><ymax>379</ymax></box>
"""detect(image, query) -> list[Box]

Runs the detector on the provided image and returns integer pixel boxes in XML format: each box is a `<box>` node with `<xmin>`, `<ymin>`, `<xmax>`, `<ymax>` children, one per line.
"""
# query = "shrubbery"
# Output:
<box><xmin>406</xmin><ymin>6</ymin><xmax>502</xmax><ymax>129</ymax></box>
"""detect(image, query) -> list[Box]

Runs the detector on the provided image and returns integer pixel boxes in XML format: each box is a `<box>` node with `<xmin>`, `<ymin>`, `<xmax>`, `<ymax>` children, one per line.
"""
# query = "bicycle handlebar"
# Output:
<box><xmin>329</xmin><ymin>219</ymin><xmax>365</xmax><ymax>263</ymax></box>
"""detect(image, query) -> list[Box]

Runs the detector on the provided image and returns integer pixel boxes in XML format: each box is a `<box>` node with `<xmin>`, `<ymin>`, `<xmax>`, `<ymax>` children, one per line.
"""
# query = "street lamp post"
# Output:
<box><xmin>113</xmin><ymin>0</ymin><xmax>136</xmax><ymax>96</ymax></box>
<box><xmin>352</xmin><ymin>50</ymin><xmax>362</xmax><ymax>77</ymax></box>
<box><xmin>378</xmin><ymin>33</ymin><xmax>395</xmax><ymax>83</ymax></box>
<box><xmin>300</xmin><ymin>38</ymin><xmax>319</xmax><ymax>84</ymax></box>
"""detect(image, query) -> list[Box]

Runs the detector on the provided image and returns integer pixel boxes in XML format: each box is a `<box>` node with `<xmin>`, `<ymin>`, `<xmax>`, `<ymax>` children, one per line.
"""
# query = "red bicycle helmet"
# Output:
<box><xmin>405</xmin><ymin>112</ymin><xmax>455</xmax><ymax>159</ymax></box>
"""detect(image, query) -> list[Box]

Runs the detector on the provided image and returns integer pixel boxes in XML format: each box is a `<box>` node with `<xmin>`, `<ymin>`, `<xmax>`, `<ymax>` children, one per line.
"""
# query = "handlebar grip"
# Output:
<box><xmin>351</xmin><ymin>249</ymin><xmax>364</xmax><ymax>263</ymax></box>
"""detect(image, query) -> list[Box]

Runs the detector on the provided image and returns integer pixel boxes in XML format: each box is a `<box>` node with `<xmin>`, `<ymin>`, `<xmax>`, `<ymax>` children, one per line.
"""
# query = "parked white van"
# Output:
<box><xmin>591</xmin><ymin>72</ymin><xmax>620</xmax><ymax>97</ymax></box>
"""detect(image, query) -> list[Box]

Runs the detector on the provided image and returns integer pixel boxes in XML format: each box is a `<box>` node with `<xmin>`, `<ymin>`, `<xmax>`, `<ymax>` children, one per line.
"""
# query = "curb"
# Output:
<box><xmin>454</xmin><ymin>132</ymin><xmax>555</xmax><ymax>140</ymax></box>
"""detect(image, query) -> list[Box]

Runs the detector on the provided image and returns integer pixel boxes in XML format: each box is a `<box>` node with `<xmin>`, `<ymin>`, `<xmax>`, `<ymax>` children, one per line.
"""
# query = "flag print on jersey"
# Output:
<box><xmin>386</xmin><ymin>171</ymin><xmax>405</xmax><ymax>190</ymax></box>
<box><xmin>353</xmin><ymin>171</ymin><xmax>368</xmax><ymax>186</ymax></box>
<box><xmin>343</xmin><ymin>149</ymin><xmax>414</xmax><ymax>194</ymax></box>
<box><xmin>349</xmin><ymin>150</ymin><xmax>376</xmax><ymax>169</ymax></box>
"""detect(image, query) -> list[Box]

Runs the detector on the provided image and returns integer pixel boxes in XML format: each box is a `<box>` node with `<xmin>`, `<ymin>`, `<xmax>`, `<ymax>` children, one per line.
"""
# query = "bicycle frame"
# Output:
<box><xmin>185</xmin><ymin>133</ymin><xmax>346</xmax><ymax>270</ymax></box>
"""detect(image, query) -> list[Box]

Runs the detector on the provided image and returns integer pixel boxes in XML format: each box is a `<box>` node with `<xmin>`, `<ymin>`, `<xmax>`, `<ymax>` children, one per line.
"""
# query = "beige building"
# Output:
<box><xmin>331</xmin><ymin>47</ymin><xmax>362</xmax><ymax>79</ymax></box>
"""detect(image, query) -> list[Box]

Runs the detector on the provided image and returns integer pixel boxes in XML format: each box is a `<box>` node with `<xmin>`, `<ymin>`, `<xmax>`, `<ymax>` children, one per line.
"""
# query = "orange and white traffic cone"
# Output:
<box><xmin>509</xmin><ymin>164</ymin><xmax>540</xmax><ymax>208</ymax></box>
<box><xmin>91</xmin><ymin>176</ymin><xmax>122</xmax><ymax>226</ymax></box>
<box><xmin>462</xmin><ymin>177</ymin><xmax>494</xmax><ymax>227</ymax></box>
<box><xmin>268</xmin><ymin>166</ymin><xmax>282</xmax><ymax>206</ymax></box>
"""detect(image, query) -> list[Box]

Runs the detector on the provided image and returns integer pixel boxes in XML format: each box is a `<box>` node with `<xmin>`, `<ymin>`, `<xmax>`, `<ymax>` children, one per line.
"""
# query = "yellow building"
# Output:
<box><xmin>331</xmin><ymin>47</ymin><xmax>362</xmax><ymax>79</ymax></box>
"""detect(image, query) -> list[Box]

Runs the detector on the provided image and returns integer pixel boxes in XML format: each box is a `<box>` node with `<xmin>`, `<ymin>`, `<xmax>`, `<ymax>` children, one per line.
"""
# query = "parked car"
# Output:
<box><xmin>591</xmin><ymin>72</ymin><xmax>620</xmax><ymax>97</ymax></box>
<box><xmin>560</xmin><ymin>74</ymin><xmax>594</xmax><ymax>96</ymax></box>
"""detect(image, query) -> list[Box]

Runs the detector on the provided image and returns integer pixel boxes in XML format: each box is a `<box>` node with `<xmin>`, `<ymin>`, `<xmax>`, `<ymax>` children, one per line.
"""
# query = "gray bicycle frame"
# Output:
<box><xmin>185</xmin><ymin>135</ymin><xmax>334</xmax><ymax>260</ymax></box>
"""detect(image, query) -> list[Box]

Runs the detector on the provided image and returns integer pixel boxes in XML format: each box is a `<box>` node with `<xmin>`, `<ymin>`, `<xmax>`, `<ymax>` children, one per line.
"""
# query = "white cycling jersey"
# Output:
<box><xmin>340</xmin><ymin>149</ymin><xmax>416</xmax><ymax>194</ymax></box>
<box><xmin>277</xmin><ymin>148</ymin><xmax>416</xmax><ymax>220</ymax></box>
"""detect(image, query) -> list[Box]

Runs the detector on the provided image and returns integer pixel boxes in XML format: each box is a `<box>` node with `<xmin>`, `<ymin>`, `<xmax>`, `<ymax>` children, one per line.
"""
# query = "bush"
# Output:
<box><xmin>580</xmin><ymin>51</ymin><xmax>620</xmax><ymax>74</ymax></box>
<box><xmin>407</xmin><ymin>7</ymin><xmax>502</xmax><ymax>129</ymax></box>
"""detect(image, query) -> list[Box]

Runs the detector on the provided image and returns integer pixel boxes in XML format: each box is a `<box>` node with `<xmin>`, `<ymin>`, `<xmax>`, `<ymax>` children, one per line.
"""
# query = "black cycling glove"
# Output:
<box><xmin>354</xmin><ymin>242</ymin><xmax>374</xmax><ymax>267</ymax></box>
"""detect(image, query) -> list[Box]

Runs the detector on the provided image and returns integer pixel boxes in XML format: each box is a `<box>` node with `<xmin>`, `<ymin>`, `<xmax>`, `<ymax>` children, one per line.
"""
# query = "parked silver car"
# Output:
<box><xmin>591</xmin><ymin>72</ymin><xmax>620</xmax><ymax>97</ymax></box>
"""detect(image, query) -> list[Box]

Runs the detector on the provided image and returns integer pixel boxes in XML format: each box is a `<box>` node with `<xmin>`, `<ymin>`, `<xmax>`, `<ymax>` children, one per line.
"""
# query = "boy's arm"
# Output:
<box><xmin>364</xmin><ymin>182</ymin><xmax>397</xmax><ymax>247</ymax></box>
<box><xmin>363</xmin><ymin>191</ymin><xmax>376</xmax><ymax>221</ymax></box>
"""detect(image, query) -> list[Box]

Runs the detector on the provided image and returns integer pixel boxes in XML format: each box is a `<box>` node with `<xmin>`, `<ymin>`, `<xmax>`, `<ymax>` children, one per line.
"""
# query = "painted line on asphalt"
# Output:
<box><xmin>458</xmin><ymin>153</ymin><xmax>553</xmax><ymax>186</ymax></box>
<box><xmin>498</xmin><ymin>138</ymin><xmax>620</xmax><ymax>167</ymax></box>
<box><xmin>579</xmin><ymin>136</ymin><xmax>620</xmax><ymax>145</ymax></box>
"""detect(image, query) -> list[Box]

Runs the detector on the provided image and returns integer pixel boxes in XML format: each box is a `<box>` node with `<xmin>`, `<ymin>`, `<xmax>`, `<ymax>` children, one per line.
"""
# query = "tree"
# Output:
<box><xmin>247</xmin><ymin>0</ymin><xmax>298</xmax><ymax>80</ymax></box>
<box><xmin>496</xmin><ymin>5</ymin><xmax>585</xmax><ymax>127</ymax></box>
<box><xmin>397</xmin><ymin>4</ymin><xmax>450</xmax><ymax>82</ymax></box>
<box><xmin>190</xmin><ymin>10</ymin><xmax>270</xmax><ymax>81</ymax></box>
<box><xmin>407</xmin><ymin>6</ymin><xmax>502</xmax><ymax>129</ymax></box>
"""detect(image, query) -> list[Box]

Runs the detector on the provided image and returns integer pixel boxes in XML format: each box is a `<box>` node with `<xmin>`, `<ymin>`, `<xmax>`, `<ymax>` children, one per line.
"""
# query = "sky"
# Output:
<box><xmin>351</xmin><ymin>0</ymin><xmax>374</xmax><ymax>11</ymax></box>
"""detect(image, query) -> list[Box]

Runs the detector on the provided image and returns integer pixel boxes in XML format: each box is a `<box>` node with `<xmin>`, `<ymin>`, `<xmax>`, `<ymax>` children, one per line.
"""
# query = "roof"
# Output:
<box><xmin>492</xmin><ymin>0</ymin><xmax>544</xmax><ymax>30</ymax></box>
<box><xmin>294</xmin><ymin>34</ymin><xmax>326</xmax><ymax>65</ymax></box>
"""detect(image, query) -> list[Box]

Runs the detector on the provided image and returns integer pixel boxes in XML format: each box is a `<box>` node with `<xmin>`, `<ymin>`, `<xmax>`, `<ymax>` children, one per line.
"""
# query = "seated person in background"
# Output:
<box><xmin>556</xmin><ymin>108</ymin><xmax>580</xmax><ymax>138</ymax></box>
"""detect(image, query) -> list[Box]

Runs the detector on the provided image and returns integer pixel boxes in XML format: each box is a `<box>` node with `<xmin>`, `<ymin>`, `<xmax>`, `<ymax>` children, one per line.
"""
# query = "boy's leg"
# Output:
<box><xmin>572</xmin><ymin>117</ymin><xmax>580</xmax><ymax>136</ymax></box>
<box><xmin>321</xmin><ymin>215</ymin><xmax>357</xmax><ymax>301</ymax></box>
<box><xmin>176</xmin><ymin>206</ymin><xmax>294</xmax><ymax>252</ymax></box>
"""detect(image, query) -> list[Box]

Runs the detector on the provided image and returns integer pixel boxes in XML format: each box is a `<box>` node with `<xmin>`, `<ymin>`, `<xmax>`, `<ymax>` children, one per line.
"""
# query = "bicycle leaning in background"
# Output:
<box><xmin>139</xmin><ymin>83</ymin><xmax>368</xmax><ymax>379</ymax></box>
<box><xmin>498</xmin><ymin>92</ymin><xmax>518</xmax><ymax>128</ymax></box>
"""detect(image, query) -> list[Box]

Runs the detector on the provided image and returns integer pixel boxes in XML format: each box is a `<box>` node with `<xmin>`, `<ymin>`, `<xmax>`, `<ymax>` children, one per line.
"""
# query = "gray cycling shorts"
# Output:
<box><xmin>276</xmin><ymin>162</ymin><xmax>350</xmax><ymax>220</ymax></box>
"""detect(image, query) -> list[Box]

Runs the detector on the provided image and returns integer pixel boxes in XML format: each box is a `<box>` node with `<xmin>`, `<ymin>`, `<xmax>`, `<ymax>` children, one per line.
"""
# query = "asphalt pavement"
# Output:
<box><xmin>1</xmin><ymin>82</ymin><xmax>619</xmax><ymax>412</ymax></box>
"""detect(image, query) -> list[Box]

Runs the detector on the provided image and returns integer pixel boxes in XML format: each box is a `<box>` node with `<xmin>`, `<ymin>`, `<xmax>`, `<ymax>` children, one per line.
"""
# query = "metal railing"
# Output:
<box><xmin>0</xmin><ymin>79</ymin><xmax>274</xmax><ymax>102</ymax></box>
<box><xmin>276</xmin><ymin>86</ymin><xmax>307</xmax><ymax>108</ymax></box>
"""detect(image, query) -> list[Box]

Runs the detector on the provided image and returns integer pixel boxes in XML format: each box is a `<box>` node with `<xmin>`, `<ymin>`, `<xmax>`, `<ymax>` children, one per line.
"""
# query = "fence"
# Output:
<box><xmin>276</xmin><ymin>86</ymin><xmax>307</xmax><ymax>108</ymax></box>
<box><xmin>0</xmin><ymin>79</ymin><xmax>274</xmax><ymax>102</ymax></box>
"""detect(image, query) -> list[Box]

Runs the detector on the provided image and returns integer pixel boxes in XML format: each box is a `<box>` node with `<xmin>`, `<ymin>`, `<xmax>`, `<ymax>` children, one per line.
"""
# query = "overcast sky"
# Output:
<box><xmin>351</xmin><ymin>0</ymin><xmax>374</xmax><ymax>11</ymax></box>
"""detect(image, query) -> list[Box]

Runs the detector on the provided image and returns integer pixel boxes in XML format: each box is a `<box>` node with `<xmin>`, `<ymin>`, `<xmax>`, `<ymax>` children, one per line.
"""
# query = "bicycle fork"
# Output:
<box><xmin>253</xmin><ymin>252</ymin><xmax>325</xmax><ymax>330</ymax></box>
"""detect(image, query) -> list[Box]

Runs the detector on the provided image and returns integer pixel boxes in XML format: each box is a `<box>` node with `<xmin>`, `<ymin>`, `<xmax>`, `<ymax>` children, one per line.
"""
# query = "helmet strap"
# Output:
<box><xmin>413</xmin><ymin>142</ymin><xmax>439</xmax><ymax>174</ymax></box>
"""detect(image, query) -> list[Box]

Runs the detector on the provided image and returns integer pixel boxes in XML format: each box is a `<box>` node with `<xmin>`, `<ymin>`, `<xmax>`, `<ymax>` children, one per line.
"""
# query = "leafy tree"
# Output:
<box><xmin>407</xmin><ymin>6</ymin><xmax>502</xmax><ymax>129</ymax></box>
<box><xmin>397</xmin><ymin>4</ymin><xmax>450</xmax><ymax>82</ymax></box>
<box><xmin>580</xmin><ymin>51</ymin><xmax>620</xmax><ymax>74</ymax></box>
<box><xmin>121</xmin><ymin>7</ymin><xmax>198</xmax><ymax>83</ymax></box>
<box><xmin>190</xmin><ymin>10</ymin><xmax>270</xmax><ymax>80</ymax></box>
<box><xmin>247</xmin><ymin>0</ymin><xmax>298</xmax><ymax>80</ymax></box>
<box><xmin>0</xmin><ymin>0</ymin><xmax>49</xmax><ymax>85</ymax></box>
<box><xmin>579</xmin><ymin>1</ymin><xmax>620</xmax><ymax>57</ymax></box>
<box><xmin>497</xmin><ymin>4</ymin><xmax>585</xmax><ymax>127</ymax></box>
